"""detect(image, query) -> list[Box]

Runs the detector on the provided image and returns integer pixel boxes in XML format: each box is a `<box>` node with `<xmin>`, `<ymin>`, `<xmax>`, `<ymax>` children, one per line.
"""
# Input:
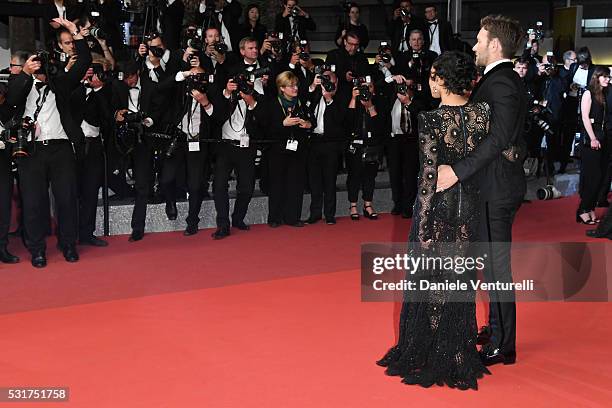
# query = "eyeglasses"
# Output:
<box><xmin>283</xmin><ymin>84</ymin><xmax>298</xmax><ymax>89</ymax></box>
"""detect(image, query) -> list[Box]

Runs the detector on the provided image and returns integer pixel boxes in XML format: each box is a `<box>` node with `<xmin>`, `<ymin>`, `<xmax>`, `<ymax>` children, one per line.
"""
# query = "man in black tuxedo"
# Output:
<box><xmin>424</xmin><ymin>4</ymin><xmax>454</xmax><ymax>55</ymax></box>
<box><xmin>395</xmin><ymin>29</ymin><xmax>438</xmax><ymax>106</ymax></box>
<box><xmin>436</xmin><ymin>15</ymin><xmax>527</xmax><ymax>367</ymax></box>
<box><xmin>157</xmin><ymin>0</ymin><xmax>185</xmax><ymax>51</ymax></box>
<box><xmin>305</xmin><ymin>70</ymin><xmax>346</xmax><ymax>225</ymax></box>
<box><xmin>325</xmin><ymin>31</ymin><xmax>371</xmax><ymax>103</ymax></box>
<box><xmin>7</xmin><ymin>18</ymin><xmax>92</xmax><ymax>268</ymax></box>
<box><xmin>196</xmin><ymin>0</ymin><xmax>242</xmax><ymax>53</ymax></box>
<box><xmin>111</xmin><ymin>61</ymin><xmax>162</xmax><ymax>242</ymax></box>
<box><xmin>387</xmin><ymin>0</ymin><xmax>428</xmax><ymax>55</ymax></box>
<box><xmin>0</xmin><ymin>83</ymin><xmax>19</xmax><ymax>264</ymax></box>
<box><xmin>274</xmin><ymin>0</ymin><xmax>316</xmax><ymax>44</ymax></box>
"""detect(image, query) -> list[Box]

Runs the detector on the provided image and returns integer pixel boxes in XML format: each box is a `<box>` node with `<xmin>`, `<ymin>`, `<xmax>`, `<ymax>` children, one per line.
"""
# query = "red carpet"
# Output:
<box><xmin>0</xmin><ymin>196</ymin><xmax>611</xmax><ymax>407</ymax></box>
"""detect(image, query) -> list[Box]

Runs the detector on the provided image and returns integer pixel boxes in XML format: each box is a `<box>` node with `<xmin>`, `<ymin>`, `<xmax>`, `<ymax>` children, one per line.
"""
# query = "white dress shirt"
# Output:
<box><xmin>175</xmin><ymin>72</ymin><xmax>214</xmax><ymax>137</ymax></box>
<box><xmin>23</xmin><ymin>80</ymin><xmax>68</xmax><ymax>141</ymax></box>
<box><xmin>128</xmin><ymin>78</ymin><xmax>141</xmax><ymax>113</ymax></box>
<box><xmin>313</xmin><ymin>96</ymin><xmax>332</xmax><ymax>134</ymax></box>
<box><xmin>573</xmin><ymin>67</ymin><xmax>589</xmax><ymax>88</ymax></box>
<box><xmin>428</xmin><ymin>20</ymin><xmax>441</xmax><ymax>55</ymax></box>
<box><xmin>81</xmin><ymin>86</ymin><xmax>102</xmax><ymax>138</ymax></box>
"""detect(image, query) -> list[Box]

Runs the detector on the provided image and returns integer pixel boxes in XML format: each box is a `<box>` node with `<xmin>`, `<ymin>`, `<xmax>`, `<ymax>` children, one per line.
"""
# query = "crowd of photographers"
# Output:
<box><xmin>1</xmin><ymin>0</ymin><xmax>610</xmax><ymax>268</ymax></box>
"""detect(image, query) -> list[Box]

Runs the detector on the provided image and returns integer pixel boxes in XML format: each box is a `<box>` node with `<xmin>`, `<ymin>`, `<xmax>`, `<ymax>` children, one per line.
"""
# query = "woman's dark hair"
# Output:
<box><xmin>576</xmin><ymin>46</ymin><xmax>592</xmax><ymax>66</ymax></box>
<box><xmin>589</xmin><ymin>66</ymin><xmax>610</xmax><ymax>105</ymax></box>
<box><xmin>431</xmin><ymin>51</ymin><xmax>477</xmax><ymax>96</ymax></box>
<box><xmin>244</xmin><ymin>3</ymin><xmax>260</xmax><ymax>22</ymax></box>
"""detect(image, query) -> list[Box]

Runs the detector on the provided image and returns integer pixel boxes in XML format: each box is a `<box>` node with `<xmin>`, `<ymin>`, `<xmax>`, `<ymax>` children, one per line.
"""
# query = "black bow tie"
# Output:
<box><xmin>129</xmin><ymin>86</ymin><xmax>140</xmax><ymax>91</ymax></box>
<box><xmin>428</xmin><ymin>21</ymin><xmax>438</xmax><ymax>26</ymax></box>
<box><xmin>244</xmin><ymin>63</ymin><xmax>257</xmax><ymax>70</ymax></box>
<box><xmin>35</xmin><ymin>82</ymin><xmax>47</xmax><ymax>91</ymax></box>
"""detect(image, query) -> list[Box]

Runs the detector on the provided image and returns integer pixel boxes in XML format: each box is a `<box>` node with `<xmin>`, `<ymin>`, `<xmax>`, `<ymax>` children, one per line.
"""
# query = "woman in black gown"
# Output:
<box><xmin>377</xmin><ymin>52</ymin><xmax>491</xmax><ymax>390</ymax></box>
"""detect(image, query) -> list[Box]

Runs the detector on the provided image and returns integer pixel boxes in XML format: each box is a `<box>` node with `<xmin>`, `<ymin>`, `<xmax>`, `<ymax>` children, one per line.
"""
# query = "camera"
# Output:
<box><xmin>353</xmin><ymin>76</ymin><xmax>372</xmax><ymax>102</ymax></box>
<box><xmin>290</xmin><ymin>7</ymin><xmax>300</xmax><ymax>18</ymax></box>
<box><xmin>536</xmin><ymin>184</ymin><xmax>561</xmax><ymax>200</ymax></box>
<box><xmin>320</xmin><ymin>74</ymin><xmax>336</xmax><ymax>92</ymax></box>
<box><xmin>298</xmin><ymin>40</ymin><xmax>310</xmax><ymax>61</ymax></box>
<box><xmin>232</xmin><ymin>67</ymin><xmax>271</xmax><ymax>95</ymax></box>
<box><xmin>527</xmin><ymin>21</ymin><xmax>544</xmax><ymax>41</ymax></box>
<box><xmin>213</xmin><ymin>41</ymin><xmax>228</xmax><ymax>54</ymax></box>
<box><xmin>1</xmin><ymin>117</ymin><xmax>32</xmax><ymax>158</ymax></box>
<box><xmin>378</xmin><ymin>41</ymin><xmax>392</xmax><ymax>64</ymax></box>
<box><xmin>33</xmin><ymin>50</ymin><xmax>59</xmax><ymax>76</ymax></box>
<box><xmin>314</xmin><ymin>64</ymin><xmax>335</xmax><ymax>76</ymax></box>
<box><xmin>147</xmin><ymin>45</ymin><xmax>166</xmax><ymax>58</ymax></box>
<box><xmin>123</xmin><ymin>111</ymin><xmax>147</xmax><ymax>124</ymax></box>
<box><xmin>400</xmin><ymin>8</ymin><xmax>410</xmax><ymax>19</ymax></box>
<box><xmin>90</xmin><ymin>63</ymin><xmax>112</xmax><ymax>83</ymax></box>
<box><xmin>89</xmin><ymin>26</ymin><xmax>106</xmax><ymax>40</ymax></box>
<box><xmin>187</xmin><ymin>37</ymin><xmax>204</xmax><ymax>52</ymax></box>
<box><xmin>186</xmin><ymin>73</ymin><xmax>211</xmax><ymax>93</ymax></box>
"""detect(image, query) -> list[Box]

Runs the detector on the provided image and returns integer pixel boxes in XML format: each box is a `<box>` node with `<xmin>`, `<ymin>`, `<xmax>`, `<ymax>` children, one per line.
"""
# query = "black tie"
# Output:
<box><xmin>244</xmin><ymin>63</ymin><xmax>257</xmax><ymax>71</ymax></box>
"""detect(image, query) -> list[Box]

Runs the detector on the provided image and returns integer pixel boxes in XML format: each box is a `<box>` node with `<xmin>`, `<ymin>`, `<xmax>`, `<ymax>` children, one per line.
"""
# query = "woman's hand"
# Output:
<box><xmin>590</xmin><ymin>138</ymin><xmax>601</xmax><ymax>150</ymax></box>
<box><xmin>283</xmin><ymin>115</ymin><xmax>301</xmax><ymax>127</ymax></box>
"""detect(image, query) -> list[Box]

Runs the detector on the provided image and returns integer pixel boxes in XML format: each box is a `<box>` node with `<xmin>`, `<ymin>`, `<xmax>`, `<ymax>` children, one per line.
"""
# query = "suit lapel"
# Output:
<box><xmin>471</xmin><ymin>61</ymin><xmax>514</xmax><ymax>101</ymax></box>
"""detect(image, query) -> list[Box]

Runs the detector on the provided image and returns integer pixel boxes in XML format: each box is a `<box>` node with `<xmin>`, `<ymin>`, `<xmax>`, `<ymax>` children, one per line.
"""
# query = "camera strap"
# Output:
<box><xmin>31</xmin><ymin>84</ymin><xmax>51</xmax><ymax>140</ymax></box>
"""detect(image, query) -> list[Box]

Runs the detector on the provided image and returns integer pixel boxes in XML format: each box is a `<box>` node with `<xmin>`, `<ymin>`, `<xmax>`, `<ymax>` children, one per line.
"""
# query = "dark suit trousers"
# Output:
<box><xmin>307</xmin><ymin>140</ymin><xmax>339</xmax><ymax>219</ymax></box>
<box><xmin>185</xmin><ymin>143</ymin><xmax>209</xmax><ymax>227</ymax></box>
<box><xmin>158</xmin><ymin>145</ymin><xmax>186</xmax><ymax>205</ymax></box>
<box><xmin>213</xmin><ymin>142</ymin><xmax>256</xmax><ymax>229</ymax></box>
<box><xmin>579</xmin><ymin>138</ymin><xmax>608</xmax><ymax>211</ymax></box>
<box><xmin>478</xmin><ymin>197</ymin><xmax>522</xmax><ymax>354</ymax></box>
<box><xmin>385</xmin><ymin>136</ymin><xmax>419</xmax><ymax>211</ymax></box>
<box><xmin>346</xmin><ymin>148</ymin><xmax>378</xmax><ymax>202</ymax></box>
<box><xmin>0</xmin><ymin>150</ymin><xmax>12</xmax><ymax>247</ymax></box>
<box><xmin>267</xmin><ymin>144</ymin><xmax>307</xmax><ymax>225</ymax></box>
<box><xmin>18</xmin><ymin>141</ymin><xmax>78</xmax><ymax>253</ymax></box>
<box><xmin>78</xmin><ymin>138</ymin><xmax>104</xmax><ymax>239</ymax></box>
<box><xmin>131</xmin><ymin>141</ymin><xmax>155</xmax><ymax>233</ymax></box>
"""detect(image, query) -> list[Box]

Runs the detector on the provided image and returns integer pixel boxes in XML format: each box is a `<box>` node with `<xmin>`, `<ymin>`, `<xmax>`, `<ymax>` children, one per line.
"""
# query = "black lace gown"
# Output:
<box><xmin>377</xmin><ymin>102</ymin><xmax>492</xmax><ymax>390</ymax></box>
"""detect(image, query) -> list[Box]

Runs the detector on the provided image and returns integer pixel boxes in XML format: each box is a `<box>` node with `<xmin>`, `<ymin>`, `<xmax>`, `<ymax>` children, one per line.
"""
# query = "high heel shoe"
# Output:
<box><xmin>350</xmin><ymin>204</ymin><xmax>360</xmax><ymax>221</ymax></box>
<box><xmin>363</xmin><ymin>205</ymin><xmax>379</xmax><ymax>220</ymax></box>
<box><xmin>576</xmin><ymin>209</ymin><xmax>596</xmax><ymax>225</ymax></box>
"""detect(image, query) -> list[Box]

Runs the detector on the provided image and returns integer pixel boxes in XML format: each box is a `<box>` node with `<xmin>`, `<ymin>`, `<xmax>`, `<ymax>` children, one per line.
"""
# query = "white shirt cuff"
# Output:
<box><xmin>175</xmin><ymin>71</ymin><xmax>186</xmax><ymax>82</ymax></box>
<box><xmin>204</xmin><ymin>105</ymin><xmax>214</xmax><ymax>116</ymax></box>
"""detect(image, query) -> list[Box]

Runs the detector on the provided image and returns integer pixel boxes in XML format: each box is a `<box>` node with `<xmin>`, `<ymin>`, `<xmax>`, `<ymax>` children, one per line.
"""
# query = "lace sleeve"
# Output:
<box><xmin>415</xmin><ymin>112</ymin><xmax>438</xmax><ymax>243</ymax></box>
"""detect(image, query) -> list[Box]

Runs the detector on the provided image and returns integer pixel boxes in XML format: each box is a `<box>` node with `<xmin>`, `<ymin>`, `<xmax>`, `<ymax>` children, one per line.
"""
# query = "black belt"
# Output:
<box><xmin>224</xmin><ymin>139</ymin><xmax>241</xmax><ymax>145</ymax></box>
<box><xmin>34</xmin><ymin>139</ymin><xmax>70</xmax><ymax>145</ymax></box>
<box><xmin>85</xmin><ymin>137</ymin><xmax>102</xmax><ymax>143</ymax></box>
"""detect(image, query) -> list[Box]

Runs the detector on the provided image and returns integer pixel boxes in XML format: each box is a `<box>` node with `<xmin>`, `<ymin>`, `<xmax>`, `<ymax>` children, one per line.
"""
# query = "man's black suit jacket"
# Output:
<box><xmin>453</xmin><ymin>61</ymin><xmax>527</xmax><ymax>202</ymax></box>
<box><xmin>274</xmin><ymin>13</ymin><xmax>316</xmax><ymax>43</ymax></box>
<box><xmin>426</xmin><ymin>19</ymin><xmax>453</xmax><ymax>53</ymax></box>
<box><xmin>306</xmin><ymin>86</ymin><xmax>348</xmax><ymax>140</ymax></box>
<box><xmin>7</xmin><ymin>38</ymin><xmax>92</xmax><ymax>146</ymax></box>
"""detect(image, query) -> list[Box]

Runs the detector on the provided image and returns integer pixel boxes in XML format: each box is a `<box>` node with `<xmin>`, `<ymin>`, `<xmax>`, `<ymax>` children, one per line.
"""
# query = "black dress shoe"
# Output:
<box><xmin>184</xmin><ymin>225</ymin><xmax>198</xmax><ymax>236</ymax></box>
<box><xmin>268</xmin><ymin>222</ymin><xmax>281</xmax><ymax>228</ymax></box>
<box><xmin>232</xmin><ymin>221</ymin><xmax>250</xmax><ymax>230</ymax></box>
<box><xmin>401</xmin><ymin>210</ymin><xmax>413</xmax><ymax>219</ymax></box>
<box><xmin>0</xmin><ymin>246</ymin><xmax>19</xmax><ymax>264</ymax></box>
<box><xmin>212</xmin><ymin>227</ymin><xmax>230</xmax><ymax>240</ymax></box>
<box><xmin>80</xmin><ymin>236</ymin><xmax>109</xmax><ymax>247</ymax></box>
<box><xmin>479</xmin><ymin>345</ymin><xmax>516</xmax><ymax>366</ymax></box>
<box><xmin>325</xmin><ymin>217</ymin><xmax>336</xmax><ymax>225</ymax></box>
<box><xmin>62</xmin><ymin>245</ymin><xmax>80</xmax><ymax>263</ymax></box>
<box><xmin>476</xmin><ymin>326</ymin><xmax>491</xmax><ymax>345</ymax></box>
<box><xmin>165</xmin><ymin>201</ymin><xmax>178</xmax><ymax>221</ymax></box>
<box><xmin>31</xmin><ymin>252</ymin><xmax>47</xmax><ymax>268</ymax></box>
<box><xmin>129</xmin><ymin>230</ymin><xmax>144</xmax><ymax>242</ymax></box>
<box><xmin>305</xmin><ymin>216</ymin><xmax>321</xmax><ymax>225</ymax></box>
<box><xmin>391</xmin><ymin>204</ymin><xmax>401</xmax><ymax>215</ymax></box>
<box><xmin>288</xmin><ymin>221</ymin><xmax>305</xmax><ymax>227</ymax></box>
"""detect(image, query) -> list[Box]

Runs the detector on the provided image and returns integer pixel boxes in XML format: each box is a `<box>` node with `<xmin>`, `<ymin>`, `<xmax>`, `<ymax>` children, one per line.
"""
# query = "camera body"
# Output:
<box><xmin>90</xmin><ymin>62</ymin><xmax>112</xmax><ymax>83</ymax></box>
<box><xmin>123</xmin><ymin>111</ymin><xmax>147</xmax><ymax>125</ymax></box>
<box><xmin>290</xmin><ymin>7</ymin><xmax>300</xmax><ymax>18</ymax></box>
<box><xmin>0</xmin><ymin>117</ymin><xmax>32</xmax><ymax>157</ymax></box>
<box><xmin>527</xmin><ymin>21</ymin><xmax>545</xmax><ymax>41</ymax></box>
<box><xmin>33</xmin><ymin>50</ymin><xmax>59</xmax><ymax>76</ymax></box>
<box><xmin>320</xmin><ymin>74</ymin><xmax>336</xmax><ymax>92</ymax></box>
<box><xmin>213</xmin><ymin>41</ymin><xmax>228</xmax><ymax>54</ymax></box>
<box><xmin>298</xmin><ymin>40</ymin><xmax>310</xmax><ymax>61</ymax></box>
<box><xmin>186</xmin><ymin>73</ymin><xmax>212</xmax><ymax>93</ymax></box>
<box><xmin>314</xmin><ymin>64</ymin><xmax>335</xmax><ymax>76</ymax></box>
<box><xmin>378</xmin><ymin>42</ymin><xmax>392</xmax><ymax>64</ymax></box>
<box><xmin>353</xmin><ymin>76</ymin><xmax>372</xmax><ymax>102</ymax></box>
<box><xmin>232</xmin><ymin>66</ymin><xmax>271</xmax><ymax>96</ymax></box>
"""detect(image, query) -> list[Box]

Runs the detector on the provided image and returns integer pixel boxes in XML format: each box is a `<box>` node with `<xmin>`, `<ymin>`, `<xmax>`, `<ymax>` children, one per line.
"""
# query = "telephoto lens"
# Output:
<box><xmin>536</xmin><ymin>184</ymin><xmax>562</xmax><ymax>200</ymax></box>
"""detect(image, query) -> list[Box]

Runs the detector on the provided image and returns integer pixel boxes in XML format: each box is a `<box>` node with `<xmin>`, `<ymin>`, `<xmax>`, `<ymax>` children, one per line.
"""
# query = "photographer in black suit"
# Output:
<box><xmin>436</xmin><ymin>15</ymin><xmax>528</xmax><ymax>367</ymax></box>
<box><xmin>137</xmin><ymin>32</ymin><xmax>183</xmax><ymax>84</ymax></box>
<box><xmin>7</xmin><ymin>18</ymin><xmax>92</xmax><ymax>268</ymax></box>
<box><xmin>305</xmin><ymin>70</ymin><xmax>345</xmax><ymax>225</ymax></box>
<box><xmin>0</xmin><ymin>84</ymin><xmax>19</xmax><ymax>264</ymax></box>
<box><xmin>71</xmin><ymin>57</ymin><xmax>113</xmax><ymax>248</ymax></box>
<box><xmin>424</xmin><ymin>4</ymin><xmax>453</xmax><ymax>55</ymax></box>
<box><xmin>274</xmin><ymin>0</ymin><xmax>316</xmax><ymax>44</ymax></box>
<box><xmin>380</xmin><ymin>75</ymin><xmax>427</xmax><ymax>218</ymax></box>
<box><xmin>387</xmin><ymin>0</ymin><xmax>428</xmax><ymax>55</ymax></box>
<box><xmin>111</xmin><ymin>60</ymin><xmax>162</xmax><ymax>242</ymax></box>
<box><xmin>197</xmin><ymin>0</ymin><xmax>242</xmax><ymax>52</ymax></box>
<box><xmin>326</xmin><ymin>31</ymin><xmax>370</xmax><ymax>103</ymax></box>
<box><xmin>395</xmin><ymin>30</ymin><xmax>438</xmax><ymax>106</ymax></box>
<box><xmin>211</xmin><ymin>37</ymin><xmax>270</xmax><ymax>239</ymax></box>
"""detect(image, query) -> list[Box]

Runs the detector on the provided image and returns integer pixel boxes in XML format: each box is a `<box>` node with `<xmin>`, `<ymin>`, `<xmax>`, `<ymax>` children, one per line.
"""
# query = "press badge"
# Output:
<box><xmin>240</xmin><ymin>134</ymin><xmax>249</xmax><ymax>148</ymax></box>
<box><xmin>189</xmin><ymin>141</ymin><xmax>200</xmax><ymax>152</ymax></box>
<box><xmin>286</xmin><ymin>139</ymin><xmax>299</xmax><ymax>151</ymax></box>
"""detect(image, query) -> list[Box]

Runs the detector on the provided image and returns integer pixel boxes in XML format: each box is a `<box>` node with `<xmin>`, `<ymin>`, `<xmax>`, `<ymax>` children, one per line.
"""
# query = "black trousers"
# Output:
<box><xmin>479</xmin><ymin>196</ymin><xmax>522</xmax><ymax>354</ymax></box>
<box><xmin>78</xmin><ymin>138</ymin><xmax>104</xmax><ymax>239</ymax></box>
<box><xmin>385</xmin><ymin>136</ymin><xmax>419</xmax><ymax>212</ymax></box>
<box><xmin>0</xmin><ymin>149</ymin><xmax>13</xmax><ymax>247</ymax></box>
<box><xmin>346</xmin><ymin>147</ymin><xmax>378</xmax><ymax>203</ymax></box>
<box><xmin>185</xmin><ymin>142</ymin><xmax>209</xmax><ymax>227</ymax></box>
<box><xmin>213</xmin><ymin>142</ymin><xmax>256</xmax><ymax>229</ymax></box>
<box><xmin>17</xmin><ymin>140</ymin><xmax>78</xmax><ymax>253</ymax></box>
<box><xmin>307</xmin><ymin>140</ymin><xmax>339</xmax><ymax>219</ymax></box>
<box><xmin>267</xmin><ymin>144</ymin><xmax>307</xmax><ymax>225</ymax></box>
<box><xmin>579</xmin><ymin>135</ymin><xmax>609</xmax><ymax>212</ymax></box>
